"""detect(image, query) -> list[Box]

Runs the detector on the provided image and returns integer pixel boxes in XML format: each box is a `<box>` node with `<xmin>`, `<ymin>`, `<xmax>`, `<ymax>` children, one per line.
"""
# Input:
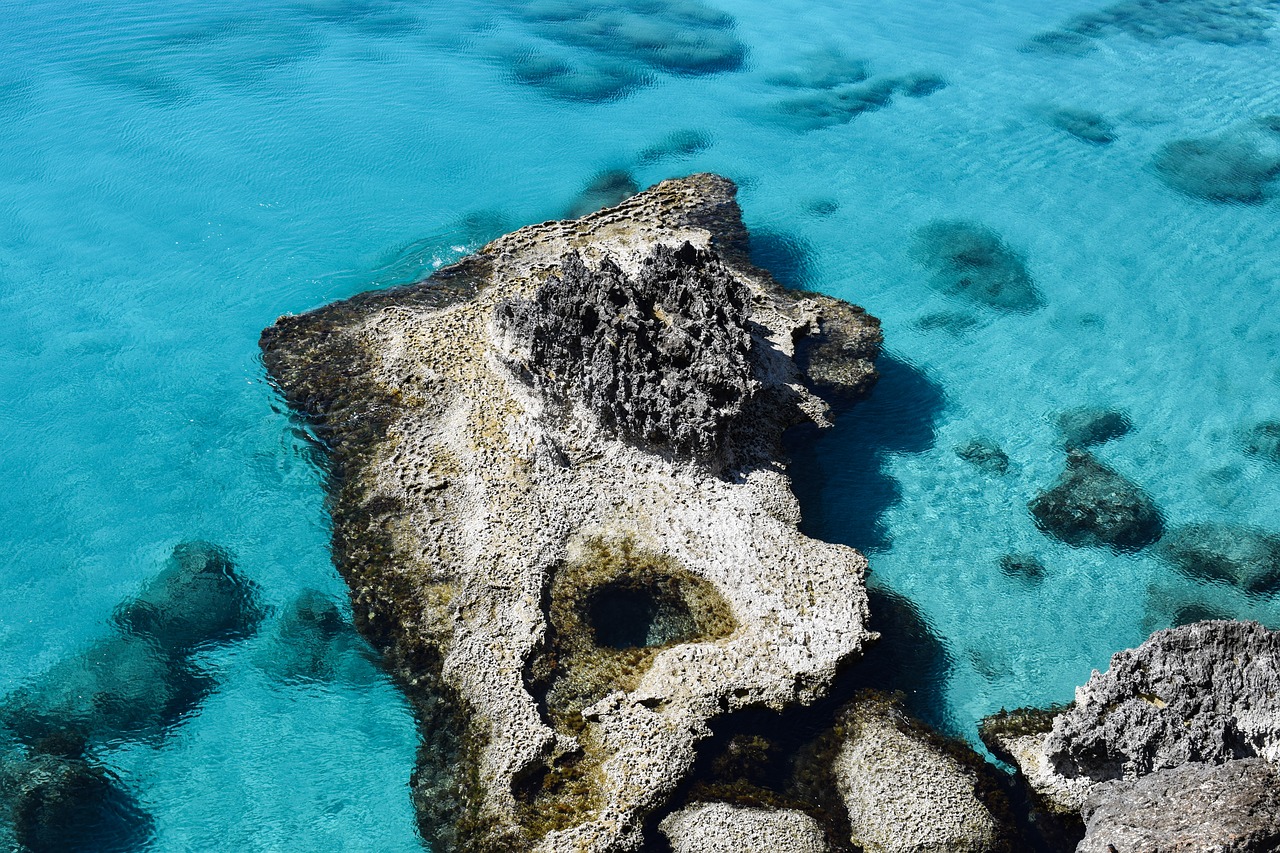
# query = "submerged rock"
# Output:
<box><xmin>955</xmin><ymin>438</ymin><xmax>1010</xmax><ymax>474</ymax></box>
<box><xmin>1045</xmin><ymin>107</ymin><xmax>1116</xmax><ymax>145</ymax></box>
<box><xmin>834</xmin><ymin>691</ymin><xmax>1016</xmax><ymax>853</ymax></box>
<box><xmin>260</xmin><ymin>174</ymin><xmax>882</xmax><ymax>852</ymax></box>
<box><xmin>1077</xmin><ymin>759</ymin><xmax>1280</xmax><ymax>853</ymax></box>
<box><xmin>1158</xmin><ymin>522</ymin><xmax>1280</xmax><ymax>596</ymax></box>
<box><xmin>1241</xmin><ymin>418</ymin><xmax>1280</xmax><ymax>462</ymax></box>
<box><xmin>998</xmin><ymin>553</ymin><xmax>1045</xmax><ymax>582</ymax></box>
<box><xmin>659</xmin><ymin>803</ymin><xmax>828</xmax><ymax>853</ymax></box>
<box><xmin>911</xmin><ymin>220</ymin><xmax>1043</xmax><ymax>312</ymax></box>
<box><xmin>1055</xmin><ymin>406</ymin><xmax>1131</xmax><ymax>450</ymax></box>
<box><xmin>564</xmin><ymin>170</ymin><xmax>641</xmax><ymax>219</ymax></box>
<box><xmin>1029</xmin><ymin>451</ymin><xmax>1163</xmax><ymax>552</ymax></box>
<box><xmin>1152</xmin><ymin>136</ymin><xmax>1280</xmax><ymax>204</ymax></box>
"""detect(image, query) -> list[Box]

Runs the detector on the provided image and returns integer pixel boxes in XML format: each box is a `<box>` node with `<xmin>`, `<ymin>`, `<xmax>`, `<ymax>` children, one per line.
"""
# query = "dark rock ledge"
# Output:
<box><xmin>260</xmin><ymin>174</ymin><xmax>883</xmax><ymax>852</ymax></box>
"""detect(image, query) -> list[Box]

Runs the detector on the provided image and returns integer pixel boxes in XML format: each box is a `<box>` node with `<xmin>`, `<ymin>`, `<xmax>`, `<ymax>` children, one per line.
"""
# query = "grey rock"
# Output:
<box><xmin>659</xmin><ymin>803</ymin><xmax>828</xmax><ymax>853</ymax></box>
<box><xmin>494</xmin><ymin>243</ymin><xmax>755</xmax><ymax>465</ymax></box>
<box><xmin>1158</xmin><ymin>522</ymin><xmax>1280</xmax><ymax>596</ymax></box>
<box><xmin>1077</xmin><ymin>759</ymin><xmax>1280</xmax><ymax>853</ymax></box>
<box><xmin>1047</xmin><ymin>621</ymin><xmax>1280</xmax><ymax>783</ymax></box>
<box><xmin>834</xmin><ymin>691</ymin><xmax>1016</xmax><ymax>853</ymax></box>
<box><xmin>1029</xmin><ymin>451</ymin><xmax>1163</xmax><ymax>552</ymax></box>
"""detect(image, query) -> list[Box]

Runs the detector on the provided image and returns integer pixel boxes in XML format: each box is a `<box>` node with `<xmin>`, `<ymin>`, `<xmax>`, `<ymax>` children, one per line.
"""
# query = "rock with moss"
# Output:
<box><xmin>659</xmin><ymin>803</ymin><xmax>828</xmax><ymax>853</ymax></box>
<box><xmin>833</xmin><ymin>691</ymin><xmax>1017</xmax><ymax>853</ymax></box>
<box><xmin>260</xmin><ymin>174</ymin><xmax>882</xmax><ymax>853</ymax></box>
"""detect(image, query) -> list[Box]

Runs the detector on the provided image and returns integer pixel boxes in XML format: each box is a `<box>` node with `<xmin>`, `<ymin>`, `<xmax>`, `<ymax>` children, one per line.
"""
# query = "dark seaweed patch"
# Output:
<box><xmin>637</xmin><ymin>129</ymin><xmax>713</xmax><ymax>166</ymax></box>
<box><xmin>1045</xmin><ymin>107</ymin><xmax>1117</xmax><ymax>145</ymax></box>
<box><xmin>1030</xmin><ymin>0</ymin><xmax>1280</xmax><ymax>52</ymax></box>
<box><xmin>956</xmin><ymin>438</ymin><xmax>1011</xmax><ymax>475</ymax></box>
<box><xmin>1242</xmin><ymin>418</ymin><xmax>1280</xmax><ymax>462</ymax></box>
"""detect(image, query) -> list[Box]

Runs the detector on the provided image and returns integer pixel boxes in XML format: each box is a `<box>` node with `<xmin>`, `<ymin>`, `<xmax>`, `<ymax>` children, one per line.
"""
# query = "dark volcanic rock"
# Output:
<box><xmin>1056</xmin><ymin>406</ymin><xmax>1131</xmax><ymax>450</ymax></box>
<box><xmin>1159</xmin><ymin>522</ymin><xmax>1280</xmax><ymax>596</ymax></box>
<box><xmin>1029</xmin><ymin>452</ymin><xmax>1163</xmax><ymax>551</ymax></box>
<box><xmin>1045</xmin><ymin>620</ymin><xmax>1280</xmax><ymax>782</ymax></box>
<box><xmin>495</xmin><ymin>242</ymin><xmax>756</xmax><ymax>463</ymax></box>
<box><xmin>911</xmin><ymin>220</ymin><xmax>1043</xmax><ymax>312</ymax></box>
<box><xmin>1077</xmin><ymin>758</ymin><xmax>1280</xmax><ymax>853</ymax></box>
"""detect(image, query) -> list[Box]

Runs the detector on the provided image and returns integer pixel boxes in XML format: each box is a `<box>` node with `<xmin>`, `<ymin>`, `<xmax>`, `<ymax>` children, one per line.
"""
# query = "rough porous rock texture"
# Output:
<box><xmin>1076</xmin><ymin>759</ymin><xmax>1280</xmax><ymax>853</ymax></box>
<box><xmin>834</xmin><ymin>691</ymin><xmax>1016</xmax><ymax>853</ymax></box>
<box><xmin>984</xmin><ymin>621</ymin><xmax>1280</xmax><ymax>815</ymax></box>
<box><xmin>260</xmin><ymin>174</ymin><xmax>882</xmax><ymax>853</ymax></box>
<box><xmin>659</xmin><ymin>803</ymin><xmax>829</xmax><ymax>853</ymax></box>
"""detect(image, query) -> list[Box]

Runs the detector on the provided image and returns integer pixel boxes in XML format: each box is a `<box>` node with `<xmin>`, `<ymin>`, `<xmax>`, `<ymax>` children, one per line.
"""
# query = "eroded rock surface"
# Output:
<box><xmin>260</xmin><ymin>174</ymin><xmax>881</xmax><ymax>852</ymax></box>
<box><xmin>659</xmin><ymin>803</ymin><xmax>829</xmax><ymax>853</ymax></box>
<box><xmin>1077</xmin><ymin>758</ymin><xmax>1280</xmax><ymax>853</ymax></box>
<box><xmin>983</xmin><ymin>621</ymin><xmax>1280</xmax><ymax>817</ymax></box>
<box><xmin>834</xmin><ymin>691</ymin><xmax>1016</xmax><ymax>853</ymax></box>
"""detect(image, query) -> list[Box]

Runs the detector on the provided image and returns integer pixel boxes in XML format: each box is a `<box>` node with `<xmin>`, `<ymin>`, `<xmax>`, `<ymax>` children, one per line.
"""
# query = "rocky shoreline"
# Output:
<box><xmin>261</xmin><ymin>174</ymin><xmax>1280</xmax><ymax>853</ymax></box>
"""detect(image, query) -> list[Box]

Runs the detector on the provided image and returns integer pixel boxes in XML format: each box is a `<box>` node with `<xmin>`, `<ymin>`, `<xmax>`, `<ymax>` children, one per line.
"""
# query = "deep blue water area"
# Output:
<box><xmin>3</xmin><ymin>0</ymin><xmax>1280</xmax><ymax>847</ymax></box>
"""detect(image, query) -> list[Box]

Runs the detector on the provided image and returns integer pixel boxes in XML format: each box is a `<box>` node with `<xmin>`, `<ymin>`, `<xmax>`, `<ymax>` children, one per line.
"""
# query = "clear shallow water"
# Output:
<box><xmin>3</xmin><ymin>0</ymin><xmax>1280</xmax><ymax>846</ymax></box>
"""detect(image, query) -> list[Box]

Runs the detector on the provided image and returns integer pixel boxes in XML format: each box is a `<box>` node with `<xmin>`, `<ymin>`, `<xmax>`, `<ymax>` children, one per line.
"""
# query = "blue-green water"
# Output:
<box><xmin>3</xmin><ymin>0</ymin><xmax>1280</xmax><ymax>847</ymax></box>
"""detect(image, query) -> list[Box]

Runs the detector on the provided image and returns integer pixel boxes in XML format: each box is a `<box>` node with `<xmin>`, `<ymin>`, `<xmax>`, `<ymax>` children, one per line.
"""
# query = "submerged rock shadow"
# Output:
<box><xmin>785</xmin><ymin>353</ymin><xmax>947</xmax><ymax>554</ymax></box>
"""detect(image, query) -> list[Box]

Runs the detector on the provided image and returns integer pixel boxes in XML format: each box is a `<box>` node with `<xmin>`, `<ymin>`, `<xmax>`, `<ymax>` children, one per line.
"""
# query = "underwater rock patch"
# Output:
<box><xmin>955</xmin><ymin>438</ymin><xmax>1010</xmax><ymax>475</ymax></box>
<box><xmin>1055</xmin><ymin>406</ymin><xmax>1131</xmax><ymax>450</ymax></box>
<box><xmin>1241</xmin><ymin>418</ymin><xmax>1280</xmax><ymax>462</ymax></box>
<box><xmin>1158</xmin><ymin>522</ymin><xmax>1280</xmax><ymax>596</ymax></box>
<box><xmin>1152</xmin><ymin>135</ymin><xmax>1280</xmax><ymax>204</ymax></box>
<box><xmin>563</xmin><ymin>170</ymin><xmax>641</xmax><ymax>219</ymax></box>
<box><xmin>1044</xmin><ymin>107</ymin><xmax>1116</xmax><ymax>145</ymax></box>
<box><xmin>998</xmin><ymin>553</ymin><xmax>1045</xmax><ymax>582</ymax></box>
<box><xmin>1033</xmin><ymin>0</ymin><xmax>1280</xmax><ymax>52</ymax></box>
<box><xmin>911</xmin><ymin>220</ymin><xmax>1043</xmax><ymax>312</ymax></box>
<box><xmin>1029</xmin><ymin>451</ymin><xmax>1163</xmax><ymax>552</ymax></box>
<box><xmin>260</xmin><ymin>174</ymin><xmax>881</xmax><ymax>853</ymax></box>
<box><xmin>637</xmin><ymin>130</ymin><xmax>712</xmax><ymax>167</ymax></box>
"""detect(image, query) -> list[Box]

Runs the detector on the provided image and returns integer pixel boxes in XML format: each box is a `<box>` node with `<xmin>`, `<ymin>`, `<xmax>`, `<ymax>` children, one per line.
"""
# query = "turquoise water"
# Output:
<box><xmin>3</xmin><ymin>0</ymin><xmax>1280</xmax><ymax>847</ymax></box>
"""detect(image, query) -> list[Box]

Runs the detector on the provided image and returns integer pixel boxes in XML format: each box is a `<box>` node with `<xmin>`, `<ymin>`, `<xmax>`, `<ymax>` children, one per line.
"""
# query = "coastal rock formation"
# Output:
<box><xmin>833</xmin><ymin>691</ymin><xmax>1015</xmax><ymax>853</ymax></box>
<box><xmin>982</xmin><ymin>621</ymin><xmax>1280</xmax><ymax>816</ymax></box>
<box><xmin>1076</xmin><ymin>759</ymin><xmax>1280</xmax><ymax>853</ymax></box>
<box><xmin>659</xmin><ymin>803</ymin><xmax>828</xmax><ymax>853</ymax></box>
<box><xmin>1029</xmin><ymin>452</ymin><xmax>1163</xmax><ymax>552</ymax></box>
<box><xmin>260</xmin><ymin>174</ymin><xmax>882</xmax><ymax>852</ymax></box>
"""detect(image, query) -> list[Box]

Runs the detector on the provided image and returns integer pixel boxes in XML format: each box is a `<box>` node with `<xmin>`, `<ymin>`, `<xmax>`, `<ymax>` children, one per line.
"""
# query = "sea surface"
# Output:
<box><xmin>3</xmin><ymin>0</ymin><xmax>1280</xmax><ymax>848</ymax></box>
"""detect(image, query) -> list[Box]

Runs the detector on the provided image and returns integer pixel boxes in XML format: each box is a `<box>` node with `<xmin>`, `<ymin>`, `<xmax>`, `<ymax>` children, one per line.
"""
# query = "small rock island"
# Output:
<box><xmin>261</xmin><ymin>174</ymin><xmax>883</xmax><ymax>851</ymax></box>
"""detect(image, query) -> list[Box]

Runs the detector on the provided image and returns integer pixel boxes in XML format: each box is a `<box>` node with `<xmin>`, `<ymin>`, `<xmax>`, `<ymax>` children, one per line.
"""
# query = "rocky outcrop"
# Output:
<box><xmin>982</xmin><ymin>620</ymin><xmax>1280</xmax><ymax>818</ymax></box>
<box><xmin>659</xmin><ymin>803</ymin><xmax>829</xmax><ymax>853</ymax></box>
<box><xmin>1076</xmin><ymin>758</ymin><xmax>1280</xmax><ymax>853</ymax></box>
<box><xmin>833</xmin><ymin>691</ymin><xmax>1016</xmax><ymax>853</ymax></box>
<box><xmin>1029</xmin><ymin>452</ymin><xmax>1163</xmax><ymax>552</ymax></box>
<box><xmin>260</xmin><ymin>174</ymin><xmax>882</xmax><ymax>852</ymax></box>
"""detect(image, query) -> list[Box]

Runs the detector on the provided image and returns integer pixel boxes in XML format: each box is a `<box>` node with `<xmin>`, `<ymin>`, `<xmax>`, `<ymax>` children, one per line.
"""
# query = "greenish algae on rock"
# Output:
<box><xmin>260</xmin><ymin>174</ymin><xmax>882</xmax><ymax>852</ymax></box>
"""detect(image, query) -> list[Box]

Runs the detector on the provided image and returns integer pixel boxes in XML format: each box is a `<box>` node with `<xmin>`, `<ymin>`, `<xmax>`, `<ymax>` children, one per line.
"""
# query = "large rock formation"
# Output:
<box><xmin>260</xmin><ymin>174</ymin><xmax>882</xmax><ymax>852</ymax></box>
<box><xmin>659</xmin><ymin>803</ymin><xmax>829</xmax><ymax>853</ymax></box>
<box><xmin>983</xmin><ymin>620</ymin><xmax>1280</xmax><ymax>825</ymax></box>
<box><xmin>1076</xmin><ymin>759</ymin><xmax>1280</xmax><ymax>853</ymax></box>
<box><xmin>833</xmin><ymin>691</ymin><xmax>1016</xmax><ymax>853</ymax></box>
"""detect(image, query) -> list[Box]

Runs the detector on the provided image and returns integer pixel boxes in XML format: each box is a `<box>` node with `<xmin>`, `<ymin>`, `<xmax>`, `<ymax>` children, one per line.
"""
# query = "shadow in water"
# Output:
<box><xmin>785</xmin><ymin>353</ymin><xmax>947</xmax><ymax>554</ymax></box>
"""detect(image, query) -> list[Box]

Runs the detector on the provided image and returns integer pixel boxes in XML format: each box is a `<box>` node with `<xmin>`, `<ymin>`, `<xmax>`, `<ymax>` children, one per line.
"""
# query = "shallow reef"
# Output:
<box><xmin>563</xmin><ymin>169</ymin><xmax>642</xmax><ymax>219</ymax></box>
<box><xmin>955</xmin><ymin>438</ymin><xmax>1010</xmax><ymax>475</ymax></box>
<box><xmin>1158</xmin><ymin>522</ymin><xmax>1280</xmax><ymax>597</ymax></box>
<box><xmin>911</xmin><ymin>220</ymin><xmax>1044</xmax><ymax>313</ymax></box>
<box><xmin>1241</xmin><ymin>418</ymin><xmax>1280</xmax><ymax>462</ymax></box>
<box><xmin>1055</xmin><ymin>406</ymin><xmax>1131</xmax><ymax>450</ymax></box>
